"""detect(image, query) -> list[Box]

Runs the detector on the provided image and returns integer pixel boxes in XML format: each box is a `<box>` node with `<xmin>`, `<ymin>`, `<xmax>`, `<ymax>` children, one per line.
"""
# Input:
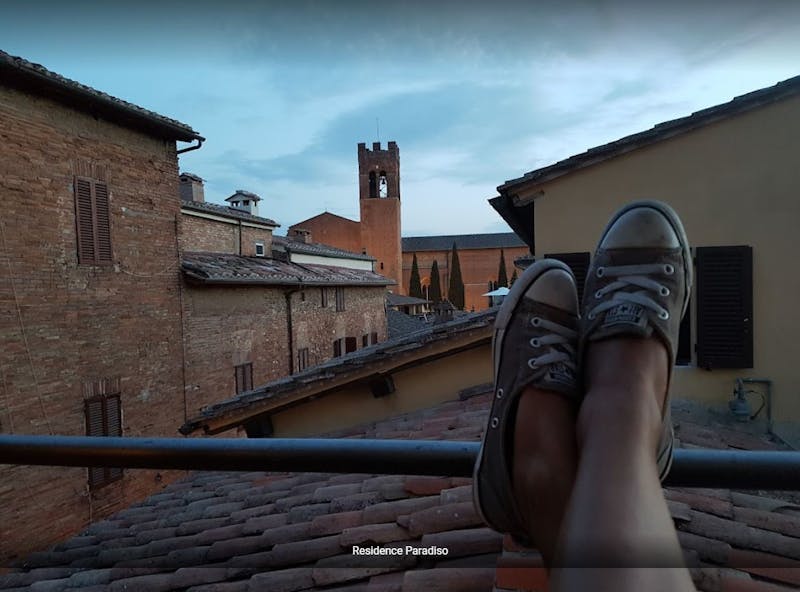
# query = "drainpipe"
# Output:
<box><xmin>176</xmin><ymin>138</ymin><xmax>204</xmax><ymax>155</ymax></box>
<box><xmin>238</xmin><ymin>220</ymin><xmax>243</xmax><ymax>256</ymax></box>
<box><xmin>284</xmin><ymin>288</ymin><xmax>300</xmax><ymax>375</ymax></box>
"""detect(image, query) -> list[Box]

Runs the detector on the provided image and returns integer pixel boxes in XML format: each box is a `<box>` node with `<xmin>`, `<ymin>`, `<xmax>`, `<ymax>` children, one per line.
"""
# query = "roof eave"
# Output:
<box><xmin>0</xmin><ymin>57</ymin><xmax>203</xmax><ymax>142</ymax></box>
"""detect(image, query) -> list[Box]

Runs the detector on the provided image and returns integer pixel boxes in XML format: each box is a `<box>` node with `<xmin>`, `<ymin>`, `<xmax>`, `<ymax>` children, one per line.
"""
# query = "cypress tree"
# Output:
<box><xmin>497</xmin><ymin>248</ymin><xmax>508</xmax><ymax>288</ymax></box>
<box><xmin>448</xmin><ymin>242</ymin><xmax>465</xmax><ymax>310</ymax></box>
<box><xmin>408</xmin><ymin>253</ymin><xmax>423</xmax><ymax>298</ymax></box>
<box><xmin>429</xmin><ymin>259</ymin><xmax>442</xmax><ymax>303</ymax></box>
<box><xmin>510</xmin><ymin>268</ymin><xmax>518</xmax><ymax>286</ymax></box>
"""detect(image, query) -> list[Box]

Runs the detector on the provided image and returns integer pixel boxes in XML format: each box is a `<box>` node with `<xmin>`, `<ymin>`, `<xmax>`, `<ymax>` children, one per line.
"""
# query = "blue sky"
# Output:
<box><xmin>2</xmin><ymin>1</ymin><xmax>799</xmax><ymax>236</ymax></box>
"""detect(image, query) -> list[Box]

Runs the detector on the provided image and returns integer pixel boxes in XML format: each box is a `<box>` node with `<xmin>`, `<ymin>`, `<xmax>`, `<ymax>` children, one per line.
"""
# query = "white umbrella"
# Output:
<box><xmin>482</xmin><ymin>287</ymin><xmax>510</xmax><ymax>297</ymax></box>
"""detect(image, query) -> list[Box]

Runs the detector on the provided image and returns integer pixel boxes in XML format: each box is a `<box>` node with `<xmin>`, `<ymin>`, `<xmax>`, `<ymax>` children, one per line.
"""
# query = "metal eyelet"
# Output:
<box><xmin>491</xmin><ymin>417</ymin><xmax>499</xmax><ymax>428</ymax></box>
<box><xmin>595</xmin><ymin>290</ymin><xmax>603</xmax><ymax>299</ymax></box>
<box><xmin>527</xmin><ymin>358</ymin><xmax>538</xmax><ymax>369</ymax></box>
<box><xmin>530</xmin><ymin>317</ymin><xmax>541</xmax><ymax>327</ymax></box>
<box><xmin>664</xmin><ymin>264</ymin><xmax>675</xmax><ymax>275</ymax></box>
<box><xmin>658</xmin><ymin>310</ymin><xmax>670</xmax><ymax>320</ymax></box>
<box><xmin>496</xmin><ymin>388</ymin><xmax>503</xmax><ymax>399</ymax></box>
<box><xmin>660</xmin><ymin>286</ymin><xmax>670</xmax><ymax>296</ymax></box>
<box><xmin>529</xmin><ymin>338</ymin><xmax>540</xmax><ymax>348</ymax></box>
<box><xmin>587</xmin><ymin>312</ymin><xmax>596</xmax><ymax>320</ymax></box>
<box><xmin>596</xmin><ymin>267</ymin><xmax>605</xmax><ymax>277</ymax></box>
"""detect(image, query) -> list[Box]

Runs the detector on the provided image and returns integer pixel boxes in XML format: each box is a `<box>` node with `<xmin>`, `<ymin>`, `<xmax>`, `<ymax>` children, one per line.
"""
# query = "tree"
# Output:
<box><xmin>448</xmin><ymin>242</ymin><xmax>465</xmax><ymax>310</ymax></box>
<box><xmin>429</xmin><ymin>259</ymin><xmax>442</xmax><ymax>303</ymax></box>
<box><xmin>510</xmin><ymin>268</ymin><xmax>518</xmax><ymax>286</ymax></box>
<box><xmin>408</xmin><ymin>253</ymin><xmax>423</xmax><ymax>298</ymax></box>
<box><xmin>497</xmin><ymin>248</ymin><xmax>508</xmax><ymax>288</ymax></box>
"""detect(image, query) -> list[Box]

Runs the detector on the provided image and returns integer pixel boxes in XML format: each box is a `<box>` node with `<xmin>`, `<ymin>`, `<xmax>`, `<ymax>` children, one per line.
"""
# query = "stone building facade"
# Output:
<box><xmin>0</xmin><ymin>51</ymin><xmax>202</xmax><ymax>563</ymax></box>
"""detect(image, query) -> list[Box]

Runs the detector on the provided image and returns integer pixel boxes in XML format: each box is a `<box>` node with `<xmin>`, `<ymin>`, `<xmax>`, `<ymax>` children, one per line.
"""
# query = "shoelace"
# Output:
<box><xmin>586</xmin><ymin>262</ymin><xmax>674</xmax><ymax>321</ymax></box>
<box><xmin>527</xmin><ymin>315</ymin><xmax>577</xmax><ymax>371</ymax></box>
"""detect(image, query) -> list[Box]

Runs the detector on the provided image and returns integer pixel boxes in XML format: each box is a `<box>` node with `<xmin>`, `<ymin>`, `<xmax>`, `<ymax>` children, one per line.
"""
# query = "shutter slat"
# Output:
<box><xmin>75</xmin><ymin>178</ymin><xmax>96</xmax><ymax>263</ymax></box>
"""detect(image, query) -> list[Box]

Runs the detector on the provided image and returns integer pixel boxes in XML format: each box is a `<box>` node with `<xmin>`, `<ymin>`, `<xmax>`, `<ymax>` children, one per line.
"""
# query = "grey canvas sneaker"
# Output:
<box><xmin>580</xmin><ymin>200</ymin><xmax>692</xmax><ymax>481</ymax></box>
<box><xmin>473</xmin><ymin>259</ymin><xmax>580</xmax><ymax>544</ymax></box>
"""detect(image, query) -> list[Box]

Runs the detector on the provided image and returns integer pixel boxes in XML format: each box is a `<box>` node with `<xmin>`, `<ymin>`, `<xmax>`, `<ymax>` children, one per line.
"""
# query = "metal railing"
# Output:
<box><xmin>1</xmin><ymin>434</ymin><xmax>799</xmax><ymax>490</ymax></box>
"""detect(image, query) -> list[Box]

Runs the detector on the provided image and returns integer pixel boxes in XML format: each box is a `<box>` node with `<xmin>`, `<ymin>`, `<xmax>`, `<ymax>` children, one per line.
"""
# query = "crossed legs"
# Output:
<box><xmin>512</xmin><ymin>336</ymin><xmax>696</xmax><ymax>591</ymax></box>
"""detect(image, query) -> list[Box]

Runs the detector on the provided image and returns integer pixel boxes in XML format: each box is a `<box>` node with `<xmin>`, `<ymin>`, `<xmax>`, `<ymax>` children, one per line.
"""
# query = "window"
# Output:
<box><xmin>371</xmin><ymin>332</ymin><xmax>378</xmax><ymax>345</ymax></box>
<box><xmin>345</xmin><ymin>337</ymin><xmax>357</xmax><ymax>354</ymax></box>
<box><xmin>235</xmin><ymin>362</ymin><xmax>253</xmax><ymax>394</ymax></box>
<box><xmin>362</xmin><ymin>334</ymin><xmax>369</xmax><ymax>348</ymax></box>
<box><xmin>85</xmin><ymin>390</ymin><xmax>122</xmax><ymax>488</ymax></box>
<box><xmin>544</xmin><ymin>252</ymin><xmax>591</xmax><ymax>304</ymax></box>
<box><xmin>696</xmin><ymin>246</ymin><xmax>753</xmax><ymax>369</ymax></box>
<box><xmin>300</xmin><ymin>291</ymin><xmax>306</xmax><ymax>302</ymax></box>
<box><xmin>74</xmin><ymin>176</ymin><xmax>112</xmax><ymax>265</ymax></box>
<box><xmin>255</xmin><ymin>242</ymin><xmax>265</xmax><ymax>257</ymax></box>
<box><xmin>335</xmin><ymin>287</ymin><xmax>345</xmax><ymax>311</ymax></box>
<box><xmin>297</xmin><ymin>348</ymin><xmax>309</xmax><ymax>372</ymax></box>
<box><xmin>321</xmin><ymin>288</ymin><xmax>328</xmax><ymax>308</ymax></box>
<box><xmin>333</xmin><ymin>338</ymin><xmax>345</xmax><ymax>357</ymax></box>
<box><xmin>368</xmin><ymin>171</ymin><xmax>377</xmax><ymax>198</ymax></box>
<box><xmin>242</xmin><ymin>200</ymin><xmax>250</xmax><ymax>206</ymax></box>
<box><xmin>379</xmin><ymin>171</ymin><xmax>388</xmax><ymax>198</ymax></box>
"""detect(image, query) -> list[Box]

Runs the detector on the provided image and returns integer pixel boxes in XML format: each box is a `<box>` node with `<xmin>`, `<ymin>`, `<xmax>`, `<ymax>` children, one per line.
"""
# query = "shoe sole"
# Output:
<box><xmin>472</xmin><ymin>258</ymin><xmax>576</xmax><ymax>537</ymax></box>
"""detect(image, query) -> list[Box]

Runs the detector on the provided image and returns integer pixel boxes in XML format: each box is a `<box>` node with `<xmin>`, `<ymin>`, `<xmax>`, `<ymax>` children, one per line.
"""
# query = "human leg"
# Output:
<box><xmin>551</xmin><ymin>201</ymin><xmax>696</xmax><ymax>591</ymax></box>
<box><xmin>473</xmin><ymin>259</ymin><xmax>580</xmax><ymax>566</ymax></box>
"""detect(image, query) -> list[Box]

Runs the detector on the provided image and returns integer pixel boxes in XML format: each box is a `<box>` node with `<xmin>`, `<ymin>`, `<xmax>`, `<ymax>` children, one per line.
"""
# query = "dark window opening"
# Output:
<box><xmin>255</xmin><ymin>242</ymin><xmax>265</xmax><ymax>257</ymax></box>
<box><xmin>235</xmin><ymin>362</ymin><xmax>253</xmax><ymax>394</ymax></box>
<box><xmin>297</xmin><ymin>348</ymin><xmax>309</xmax><ymax>372</ymax></box>
<box><xmin>379</xmin><ymin>171</ymin><xmax>388</xmax><ymax>198</ymax></box>
<box><xmin>333</xmin><ymin>338</ymin><xmax>344</xmax><ymax>357</ymax></box>
<box><xmin>345</xmin><ymin>337</ymin><xmax>357</xmax><ymax>354</ymax></box>
<box><xmin>74</xmin><ymin>176</ymin><xmax>112</xmax><ymax>265</ymax></box>
<box><xmin>362</xmin><ymin>334</ymin><xmax>369</xmax><ymax>347</ymax></box>
<box><xmin>321</xmin><ymin>287</ymin><xmax>328</xmax><ymax>308</ymax></box>
<box><xmin>380</xmin><ymin>262</ymin><xmax>384</xmax><ymax>270</ymax></box>
<box><xmin>368</xmin><ymin>171</ymin><xmax>377</xmax><ymax>198</ymax></box>
<box><xmin>335</xmin><ymin>287</ymin><xmax>345</xmax><ymax>311</ymax></box>
<box><xmin>85</xmin><ymin>390</ymin><xmax>122</xmax><ymax>488</ymax></box>
<box><xmin>370</xmin><ymin>332</ymin><xmax>378</xmax><ymax>345</ymax></box>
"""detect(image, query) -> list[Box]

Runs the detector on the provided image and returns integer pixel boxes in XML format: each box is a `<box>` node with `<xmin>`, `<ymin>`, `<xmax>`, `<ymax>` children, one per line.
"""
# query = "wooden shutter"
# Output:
<box><xmin>696</xmin><ymin>246</ymin><xmax>753</xmax><ymax>369</ymax></box>
<box><xmin>94</xmin><ymin>182</ymin><xmax>112</xmax><ymax>262</ymax></box>
<box><xmin>85</xmin><ymin>393</ymin><xmax>122</xmax><ymax>488</ymax></box>
<box><xmin>75</xmin><ymin>178</ymin><xmax>96</xmax><ymax>264</ymax></box>
<box><xmin>333</xmin><ymin>339</ymin><xmax>342</xmax><ymax>357</ymax></box>
<box><xmin>235</xmin><ymin>363</ymin><xmax>253</xmax><ymax>393</ymax></box>
<box><xmin>544</xmin><ymin>252</ymin><xmax>591</xmax><ymax>303</ymax></box>
<box><xmin>345</xmin><ymin>337</ymin><xmax>357</xmax><ymax>353</ymax></box>
<box><xmin>362</xmin><ymin>334</ymin><xmax>369</xmax><ymax>348</ymax></box>
<box><xmin>371</xmin><ymin>332</ymin><xmax>378</xmax><ymax>345</ymax></box>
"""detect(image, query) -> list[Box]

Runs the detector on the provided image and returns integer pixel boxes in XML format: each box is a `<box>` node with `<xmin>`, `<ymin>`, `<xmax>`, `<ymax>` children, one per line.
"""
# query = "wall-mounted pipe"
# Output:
<box><xmin>737</xmin><ymin>378</ymin><xmax>773</xmax><ymax>434</ymax></box>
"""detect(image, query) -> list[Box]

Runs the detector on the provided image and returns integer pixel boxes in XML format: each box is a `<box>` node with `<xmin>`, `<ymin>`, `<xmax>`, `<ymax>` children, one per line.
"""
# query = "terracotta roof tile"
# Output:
<box><xmin>4</xmin><ymin>393</ymin><xmax>800</xmax><ymax>592</ymax></box>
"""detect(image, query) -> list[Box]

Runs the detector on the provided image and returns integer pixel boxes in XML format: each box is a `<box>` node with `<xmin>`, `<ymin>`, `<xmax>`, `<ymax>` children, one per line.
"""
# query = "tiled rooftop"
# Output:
<box><xmin>181</xmin><ymin>252</ymin><xmax>392</xmax><ymax>288</ymax></box>
<box><xmin>386</xmin><ymin>309</ymin><xmax>429</xmax><ymax>339</ymax></box>
<box><xmin>3</xmin><ymin>392</ymin><xmax>798</xmax><ymax>591</ymax></box>
<box><xmin>402</xmin><ymin>233</ymin><xmax>527</xmax><ymax>252</ymax></box>
<box><xmin>181</xmin><ymin>201</ymin><xmax>279</xmax><ymax>227</ymax></box>
<box><xmin>272</xmin><ymin>236</ymin><xmax>376</xmax><ymax>262</ymax></box>
<box><xmin>0</xmin><ymin>50</ymin><xmax>201</xmax><ymax>142</ymax></box>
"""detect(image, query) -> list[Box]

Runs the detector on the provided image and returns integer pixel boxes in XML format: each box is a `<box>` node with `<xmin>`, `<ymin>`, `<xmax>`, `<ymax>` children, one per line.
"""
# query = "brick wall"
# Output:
<box><xmin>289</xmin><ymin>213</ymin><xmax>362</xmax><ymax>254</ymax></box>
<box><xmin>292</xmin><ymin>286</ymin><xmax>388</xmax><ymax>369</ymax></box>
<box><xmin>403</xmin><ymin>246</ymin><xmax>529</xmax><ymax>311</ymax></box>
<box><xmin>0</xmin><ymin>86</ymin><xmax>188</xmax><ymax>563</ymax></box>
<box><xmin>182</xmin><ymin>286</ymin><xmax>290</xmax><ymax>414</ymax></box>
<box><xmin>180</xmin><ymin>212</ymin><xmax>273</xmax><ymax>257</ymax></box>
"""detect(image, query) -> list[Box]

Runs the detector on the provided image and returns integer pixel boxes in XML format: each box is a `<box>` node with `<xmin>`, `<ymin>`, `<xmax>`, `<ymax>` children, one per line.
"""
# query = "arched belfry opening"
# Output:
<box><xmin>379</xmin><ymin>171</ymin><xmax>388</xmax><ymax>198</ymax></box>
<box><xmin>368</xmin><ymin>171</ymin><xmax>377</xmax><ymax>198</ymax></box>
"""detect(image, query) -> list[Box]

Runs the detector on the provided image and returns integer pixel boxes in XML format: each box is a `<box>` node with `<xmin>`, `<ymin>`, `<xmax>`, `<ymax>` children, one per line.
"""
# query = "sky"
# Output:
<box><xmin>2</xmin><ymin>0</ymin><xmax>799</xmax><ymax>237</ymax></box>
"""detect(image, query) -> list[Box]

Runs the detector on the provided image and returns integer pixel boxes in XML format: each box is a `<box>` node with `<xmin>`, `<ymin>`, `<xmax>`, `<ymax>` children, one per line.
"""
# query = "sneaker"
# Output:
<box><xmin>473</xmin><ymin>259</ymin><xmax>580</xmax><ymax>544</ymax></box>
<box><xmin>580</xmin><ymin>200</ymin><xmax>692</xmax><ymax>480</ymax></box>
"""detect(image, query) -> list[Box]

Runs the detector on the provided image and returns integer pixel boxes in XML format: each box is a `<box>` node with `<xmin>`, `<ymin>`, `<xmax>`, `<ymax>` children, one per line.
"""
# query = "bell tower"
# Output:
<box><xmin>358</xmin><ymin>141</ymin><xmax>403</xmax><ymax>293</ymax></box>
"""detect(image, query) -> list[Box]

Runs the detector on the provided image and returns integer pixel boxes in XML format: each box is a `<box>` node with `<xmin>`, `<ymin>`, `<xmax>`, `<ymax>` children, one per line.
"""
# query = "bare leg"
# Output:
<box><xmin>552</xmin><ymin>337</ymin><xmax>696</xmax><ymax>591</ymax></box>
<box><xmin>512</xmin><ymin>385</ymin><xmax>577</xmax><ymax>567</ymax></box>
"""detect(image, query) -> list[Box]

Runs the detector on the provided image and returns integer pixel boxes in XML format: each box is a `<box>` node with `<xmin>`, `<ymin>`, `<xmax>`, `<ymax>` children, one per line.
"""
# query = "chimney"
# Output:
<box><xmin>290</xmin><ymin>228</ymin><xmax>313</xmax><ymax>244</ymax></box>
<box><xmin>225</xmin><ymin>190</ymin><xmax>262</xmax><ymax>216</ymax></box>
<box><xmin>179</xmin><ymin>172</ymin><xmax>205</xmax><ymax>203</ymax></box>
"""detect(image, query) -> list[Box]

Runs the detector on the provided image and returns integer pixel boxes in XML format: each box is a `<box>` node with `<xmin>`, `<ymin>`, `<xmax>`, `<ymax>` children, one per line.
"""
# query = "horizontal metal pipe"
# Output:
<box><xmin>0</xmin><ymin>435</ymin><xmax>799</xmax><ymax>490</ymax></box>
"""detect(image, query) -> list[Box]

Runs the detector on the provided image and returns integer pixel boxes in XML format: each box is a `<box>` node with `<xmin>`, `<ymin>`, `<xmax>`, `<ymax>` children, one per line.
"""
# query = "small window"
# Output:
<box><xmin>242</xmin><ymin>200</ymin><xmax>250</xmax><ymax>206</ymax></box>
<box><xmin>300</xmin><ymin>291</ymin><xmax>306</xmax><ymax>302</ymax></box>
<box><xmin>333</xmin><ymin>338</ymin><xmax>344</xmax><ymax>358</ymax></box>
<box><xmin>380</xmin><ymin>262</ymin><xmax>384</xmax><ymax>270</ymax></box>
<box><xmin>345</xmin><ymin>337</ymin><xmax>358</xmax><ymax>353</ymax></box>
<box><xmin>235</xmin><ymin>362</ymin><xmax>253</xmax><ymax>394</ymax></box>
<box><xmin>368</xmin><ymin>171</ymin><xmax>377</xmax><ymax>198</ymax></box>
<box><xmin>335</xmin><ymin>287</ymin><xmax>345</xmax><ymax>311</ymax></box>
<box><xmin>74</xmin><ymin>176</ymin><xmax>112</xmax><ymax>265</ymax></box>
<box><xmin>379</xmin><ymin>171</ymin><xmax>388</xmax><ymax>198</ymax></box>
<box><xmin>85</xmin><ymin>391</ymin><xmax>122</xmax><ymax>488</ymax></box>
<box><xmin>255</xmin><ymin>242</ymin><xmax>265</xmax><ymax>257</ymax></box>
<box><xmin>362</xmin><ymin>334</ymin><xmax>369</xmax><ymax>347</ymax></box>
<box><xmin>371</xmin><ymin>332</ymin><xmax>378</xmax><ymax>345</ymax></box>
<box><xmin>321</xmin><ymin>287</ymin><xmax>328</xmax><ymax>308</ymax></box>
<box><xmin>297</xmin><ymin>348</ymin><xmax>309</xmax><ymax>372</ymax></box>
